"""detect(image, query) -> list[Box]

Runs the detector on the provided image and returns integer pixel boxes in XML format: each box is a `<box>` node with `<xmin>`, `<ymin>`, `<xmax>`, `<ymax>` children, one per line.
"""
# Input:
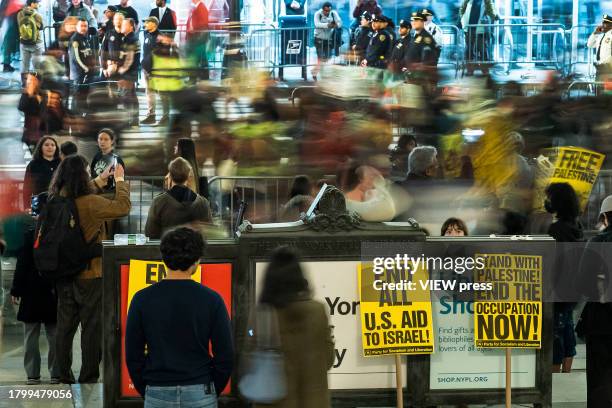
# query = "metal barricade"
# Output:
<box><xmin>462</xmin><ymin>23</ymin><xmax>566</xmax><ymax>73</ymax></box>
<box><xmin>123</xmin><ymin>175</ymin><xmax>166</xmax><ymax>234</ymax></box>
<box><xmin>565</xmin><ymin>80</ymin><xmax>605</xmax><ymax>98</ymax></box>
<box><xmin>246</xmin><ymin>26</ymin><xmax>351</xmax><ymax>78</ymax></box>
<box><xmin>437</xmin><ymin>24</ymin><xmax>465</xmax><ymax>78</ymax></box>
<box><xmin>566</xmin><ymin>25</ymin><xmax>597</xmax><ymax>79</ymax></box>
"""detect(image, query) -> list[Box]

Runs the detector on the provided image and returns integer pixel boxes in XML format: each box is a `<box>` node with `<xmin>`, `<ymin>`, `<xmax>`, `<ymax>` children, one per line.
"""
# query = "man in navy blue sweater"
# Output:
<box><xmin>125</xmin><ymin>227</ymin><xmax>233</xmax><ymax>406</ymax></box>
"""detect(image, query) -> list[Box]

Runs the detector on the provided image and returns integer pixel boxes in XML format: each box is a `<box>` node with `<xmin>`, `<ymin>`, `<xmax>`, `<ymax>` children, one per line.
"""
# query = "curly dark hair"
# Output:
<box><xmin>32</xmin><ymin>136</ymin><xmax>60</xmax><ymax>161</ymax></box>
<box><xmin>160</xmin><ymin>227</ymin><xmax>205</xmax><ymax>271</ymax></box>
<box><xmin>289</xmin><ymin>175</ymin><xmax>312</xmax><ymax>199</ymax></box>
<box><xmin>259</xmin><ymin>246</ymin><xmax>310</xmax><ymax>308</ymax></box>
<box><xmin>48</xmin><ymin>154</ymin><xmax>92</xmax><ymax>199</ymax></box>
<box><xmin>545</xmin><ymin>182</ymin><xmax>580</xmax><ymax>221</ymax></box>
<box><xmin>440</xmin><ymin>217</ymin><xmax>469</xmax><ymax>236</ymax></box>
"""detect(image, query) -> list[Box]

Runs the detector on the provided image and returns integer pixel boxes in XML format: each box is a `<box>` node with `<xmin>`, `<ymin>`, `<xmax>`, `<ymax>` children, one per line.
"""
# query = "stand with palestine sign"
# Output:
<box><xmin>474</xmin><ymin>254</ymin><xmax>543</xmax><ymax>408</ymax></box>
<box><xmin>359</xmin><ymin>262</ymin><xmax>434</xmax><ymax>407</ymax></box>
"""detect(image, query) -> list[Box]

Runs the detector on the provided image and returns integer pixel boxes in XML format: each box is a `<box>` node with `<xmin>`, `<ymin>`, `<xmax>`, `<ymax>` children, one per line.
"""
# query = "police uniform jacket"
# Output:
<box><xmin>404</xmin><ymin>29</ymin><xmax>437</xmax><ymax>66</ymax></box>
<box><xmin>120</xmin><ymin>31</ymin><xmax>141</xmax><ymax>80</ymax></box>
<box><xmin>365</xmin><ymin>29</ymin><xmax>392</xmax><ymax>67</ymax></box>
<box><xmin>388</xmin><ymin>34</ymin><xmax>410</xmax><ymax>71</ymax></box>
<box><xmin>69</xmin><ymin>31</ymin><xmax>95</xmax><ymax>81</ymax></box>
<box><xmin>354</xmin><ymin>25</ymin><xmax>373</xmax><ymax>51</ymax></box>
<box><xmin>587</xmin><ymin>29</ymin><xmax>612</xmax><ymax>66</ymax></box>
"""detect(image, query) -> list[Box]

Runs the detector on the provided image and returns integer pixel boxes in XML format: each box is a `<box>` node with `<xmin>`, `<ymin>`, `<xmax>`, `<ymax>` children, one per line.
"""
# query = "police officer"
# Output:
<box><xmin>69</xmin><ymin>18</ymin><xmax>96</xmax><ymax>112</ymax></box>
<box><xmin>388</xmin><ymin>19</ymin><xmax>411</xmax><ymax>74</ymax></box>
<box><xmin>422</xmin><ymin>9</ymin><xmax>443</xmax><ymax>64</ymax></box>
<box><xmin>404</xmin><ymin>11</ymin><xmax>437</xmax><ymax>69</ymax></box>
<box><xmin>587</xmin><ymin>14</ymin><xmax>612</xmax><ymax>82</ymax></box>
<box><xmin>118</xmin><ymin>17</ymin><xmax>140</xmax><ymax>126</ymax></box>
<box><xmin>352</xmin><ymin>11</ymin><xmax>373</xmax><ymax>61</ymax></box>
<box><xmin>362</xmin><ymin>14</ymin><xmax>392</xmax><ymax>68</ymax></box>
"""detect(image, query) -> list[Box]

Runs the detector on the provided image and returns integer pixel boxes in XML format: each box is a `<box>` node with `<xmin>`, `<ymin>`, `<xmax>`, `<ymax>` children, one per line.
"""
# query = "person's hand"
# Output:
<box><xmin>118</xmin><ymin>67</ymin><xmax>126</xmax><ymax>75</ymax></box>
<box><xmin>11</xmin><ymin>296</ymin><xmax>20</xmax><ymax>305</ymax></box>
<box><xmin>114</xmin><ymin>164</ymin><xmax>125</xmax><ymax>179</ymax></box>
<box><xmin>100</xmin><ymin>164</ymin><xmax>113</xmax><ymax>182</ymax></box>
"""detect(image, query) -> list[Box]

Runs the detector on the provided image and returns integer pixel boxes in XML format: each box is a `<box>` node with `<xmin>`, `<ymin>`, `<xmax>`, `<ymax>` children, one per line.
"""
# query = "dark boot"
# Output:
<box><xmin>3</xmin><ymin>63</ymin><xmax>15</xmax><ymax>72</ymax></box>
<box><xmin>140</xmin><ymin>114</ymin><xmax>156</xmax><ymax>125</ymax></box>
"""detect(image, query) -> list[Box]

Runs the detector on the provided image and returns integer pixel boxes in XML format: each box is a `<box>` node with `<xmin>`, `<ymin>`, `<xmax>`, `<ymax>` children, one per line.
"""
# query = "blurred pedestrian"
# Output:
<box><xmin>145</xmin><ymin>158</ymin><xmax>212</xmax><ymax>238</ymax></box>
<box><xmin>280</xmin><ymin>175</ymin><xmax>314</xmax><ymax>221</ymax></box>
<box><xmin>256</xmin><ymin>246</ymin><xmax>334</xmax><ymax>408</ymax></box>
<box><xmin>22</xmin><ymin>136</ymin><xmax>60</xmax><ymax>210</ymax></box>
<box><xmin>51</xmin><ymin>155</ymin><xmax>130</xmax><ymax>384</ymax></box>
<box><xmin>118</xmin><ymin>17</ymin><xmax>140</xmax><ymax>126</ymax></box>
<box><xmin>389</xmin><ymin>134</ymin><xmax>417</xmax><ymax>179</ymax></box>
<box><xmin>90</xmin><ymin>128</ymin><xmax>125</xmax><ymax>191</ymax></box>
<box><xmin>545</xmin><ymin>182</ymin><xmax>582</xmax><ymax>374</ymax></box>
<box><xmin>18</xmin><ymin>72</ymin><xmax>44</xmax><ymax>149</ymax></box>
<box><xmin>459</xmin><ymin>0</ymin><xmax>497</xmax><ymax>75</ymax></box>
<box><xmin>312</xmin><ymin>2</ymin><xmax>341</xmax><ymax>80</ymax></box>
<box><xmin>10</xmin><ymin>204</ymin><xmax>60</xmax><ymax>385</ymax></box>
<box><xmin>1</xmin><ymin>0</ymin><xmax>22</xmax><ymax>72</ymax></box>
<box><xmin>141</xmin><ymin>16</ymin><xmax>163</xmax><ymax>126</ymax></box>
<box><xmin>66</xmin><ymin>0</ymin><xmax>96</xmax><ymax>30</ymax></box>
<box><xmin>126</xmin><ymin>227</ymin><xmax>233</xmax><ymax>401</ymax></box>
<box><xmin>344</xmin><ymin>164</ymin><xmax>396</xmax><ymax>222</ymax></box>
<box><xmin>587</xmin><ymin>14</ymin><xmax>612</xmax><ymax>82</ymax></box>
<box><xmin>17</xmin><ymin>0</ymin><xmax>43</xmax><ymax>82</ymax></box>
<box><xmin>149</xmin><ymin>0</ymin><xmax>176</xmax><ymax>36</ymax></box>
<box><xmin>441</xmin><ymin>217</ymin><xmax>468</xmax><ymax>236</ymax></box>
<box><xmin>186</xmin><ymin>0</ymin><xmax>210</xmax><ymax>80</ymax></box>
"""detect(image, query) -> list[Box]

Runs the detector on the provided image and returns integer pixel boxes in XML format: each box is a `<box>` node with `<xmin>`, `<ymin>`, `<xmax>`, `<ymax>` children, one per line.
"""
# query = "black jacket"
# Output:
<box><xmin>10</xmin><ymin>227</ymin><xmax>57</xmax><ymax>324</ymax></box>
<box><xmin>405</xmin><ymin>29</ymin><xmax>437</xmax><ymax>66</ymax></box>
<box><xmin>388</xmin><ymin>34</ymin><xmax>410</xmax><ymax>73</ymax></box>
<box><xmin>365</xmin><ymin>29</ymin><xmax>393</xmax><ymax>68</ymax></box>
<box><xmin>23</xmin><ymin>157</ymin><xmax>60</xmax><ymax>206</ymax></box>
<box><xmin>149</xmin><ymin>7</ymin><xmax>177</xmax><ymax>34</ymax></box>
<box><xmin>142</xmin><ymin>30</ymin><xmax>159</xmax><ymax>73</ymax></box>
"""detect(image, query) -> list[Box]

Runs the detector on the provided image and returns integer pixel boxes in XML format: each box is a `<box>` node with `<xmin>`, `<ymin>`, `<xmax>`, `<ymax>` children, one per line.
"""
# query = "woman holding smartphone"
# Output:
<box><xmin>90</xmin><ymin>128</ymin><xmax>125</xmax><ymax>191</ymax></box>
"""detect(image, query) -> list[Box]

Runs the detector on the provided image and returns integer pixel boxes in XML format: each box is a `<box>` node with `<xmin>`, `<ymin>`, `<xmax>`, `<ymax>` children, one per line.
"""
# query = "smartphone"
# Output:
<box><xmin>462</xmin><ymin>128</ymin><xmax>484</xmax><ymax>143</ymax></box>
<box><xmin>31</xmin><ymin>195</ymin><xmax>39</xmax><ymax>216</ymax></box>
<box><xmin>111</xmin><ymin>156</ymin><xmax>118</xmax><ymax>170</ymax></box>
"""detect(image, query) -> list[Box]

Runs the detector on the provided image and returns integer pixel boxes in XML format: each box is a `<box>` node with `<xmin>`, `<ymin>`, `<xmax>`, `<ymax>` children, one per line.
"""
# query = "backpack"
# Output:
<box><xmin>33</xmin><ymin>195</ymin><xmax>101</xmax><ymax>281</ymax></box>
<box><xmin>19</xmin><ymin>10</ymin><xmax>39</xmax><ymax>44</ymax></box>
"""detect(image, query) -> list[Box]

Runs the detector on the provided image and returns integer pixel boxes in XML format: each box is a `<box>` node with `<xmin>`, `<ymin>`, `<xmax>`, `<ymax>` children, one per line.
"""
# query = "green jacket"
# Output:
<box><xmin>17</xmin><ymin>7</ymin><xmax>43</xmax><ymax>44</ymax></box>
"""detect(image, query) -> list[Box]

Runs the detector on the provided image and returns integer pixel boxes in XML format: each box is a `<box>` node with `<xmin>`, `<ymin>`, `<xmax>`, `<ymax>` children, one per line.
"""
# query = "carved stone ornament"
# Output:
<box><xmin>304</xmin><ymin>186</ymin><xmax>361</xmax><ymax>232</ymax></box>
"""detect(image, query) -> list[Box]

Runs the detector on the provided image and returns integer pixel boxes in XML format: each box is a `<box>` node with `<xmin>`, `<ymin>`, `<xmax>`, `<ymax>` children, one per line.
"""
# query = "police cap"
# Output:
<box><xmin>372</xmin><ymin>14</ymin><xmax>385</xmax><ymax>22</ymax></box>
<box><xmin>603</xmin><ymin>14</ymin><xmax>612</xmax><ymax>24</ymax></box>
<box><xmin>361</xmin><ymin>11</ymin><xmax>372</xmax><ymax>21</ymax></box>
<box><xmin>399</xmin><ymin>19</ymin><xmax>411</xmax><ymax>29</ymax></box>
<box><xmin>411</xmin><ymin>11</ymin><xmax>426</xmax><ymax>21</ymax></box>
<box><xmin>421</xmin><ymin>8</ymin><xmax>434</xmax><ymax>16</ymax></box>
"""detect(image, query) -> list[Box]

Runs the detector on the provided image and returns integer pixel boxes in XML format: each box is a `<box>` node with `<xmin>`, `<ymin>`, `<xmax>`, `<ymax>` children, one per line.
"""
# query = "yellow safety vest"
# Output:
<box><xmin>149</xmin><ymin>54</ymin><xmax>186</xmax><ymax>92</ymax></box>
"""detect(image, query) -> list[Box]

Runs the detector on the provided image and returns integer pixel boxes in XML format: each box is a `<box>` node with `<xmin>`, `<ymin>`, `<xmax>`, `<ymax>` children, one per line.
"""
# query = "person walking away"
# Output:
<box><xmin>362</xmin><ymin>15</ymin><xmax>392</xmax><ymax>69</ymax></box>
<box><xmin>312</xmin><ymin>2</ymin><xmax>341</xmax><ymax>80</ymax></box>
<box><xmin>90</xmin><ymin>128</ymin><xmax>125</xmax><ymax>191</ymax></box>
<box><xmin>352</xmin><ymin>11</ymin><xmax>373</xmax><ymax>63</ymax></box>
<box><xmin>141</xmin><ymin>17</ymin><xmax>161</xmax><ymax>125</ymax></box>
<box><xmin>254</xmin><ymin>246</ymin><xmax>334</xmax><ymax>408</ymax></box>
<box><xmin>422</xmin><ymin>9</ymin><xmax>443</xmax><ymax>65</ymax></box>
<box><xmin>51</xmin><ymin>154</ymin><xmax>130</xmax><ymax>384</ymax></box>
<box><xmin>17</xmin><ymin>0</ymin><xmax>43</xmax><ymax>83</ymax></box>
<box><xmin>22</xmin><ymin>136</ymin><xmax>60</xmax><ymax>209</ymax></box>
<box><xmin>149</xmin><ymin>0</ymin><xmax>176</xmax><ymax>37</ymax></box>
<box><xmin>125</xmin><ymin>227</ymin><xmax>233</xmax><ymax>403</ymax></box>
<box><xmin>459</xmin><ymin>0</ymin><xmax>497</xmax><ymax>75</ymax></box>
<box><xmin>11</xmin><ymin>202</ymin><xmax>60</xmax><ymax>385</ymax></box>
<box><xmin>544</xmin><ymin>183</ymin><xmax>583</xmax><ymax>374</ymax></box>
<box><xmin>1</xmin><ymin>0</ymin><xmax>22</xmax><ymax>72</ymax></box>
<box><xmin>576</xmin><ymin>195</ymin><xmax>612</xmax><ymax>407</ymax></box>
<box><xmin>587</xmin><ymin>14</ymin><xmax>612</xmax><ymax>83</ymax></box>
<box><xmin>66</xmin><ymin>0</ymin><xmax>96</xmax><ymax>30</ymax></box>
<box><xmin>68</xmin><ymin>18</ymin><xmax>96</xmax><ymax>113</ymax></box>
<box><xmin>145</xmin><ymin>158</ymin><xmax>212</xmax><ymax>238</ymax></box>
<box><xmin>117</xmin><ymin>18</ymin><xmax>140</xmax><ymax>127</ymax></box>
<box><xmin>388</xmin><ymin>18</ymin><xmax>410</xmax><ymax>74</ymax></box>
<box><xmin>186</xmin><ymin>0</ymin><xmax>209</xmax><ymax>80</ymax></box>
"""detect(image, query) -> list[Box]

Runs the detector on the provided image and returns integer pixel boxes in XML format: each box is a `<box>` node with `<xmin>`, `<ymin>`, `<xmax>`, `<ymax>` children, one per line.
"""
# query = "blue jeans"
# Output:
<box><xmin>144</xmin><ymin>384</ymin><xmax>217</xmax><ymax>408</ymax></box>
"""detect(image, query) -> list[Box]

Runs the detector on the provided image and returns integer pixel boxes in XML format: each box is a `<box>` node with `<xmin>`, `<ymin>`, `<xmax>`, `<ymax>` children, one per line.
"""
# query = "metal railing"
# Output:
<box><xmin>564</xmin><ymin>80</ymin><xmax>605</xmax><ymax>98</ymax></box>
<box><xmin>123</xmin><ymin>175</ymin><xmax>165</xmax><ymax>234</ymax></box>
<box><xmin>245</xmin><ymin>26</ymin><xmax>351</xmax><ymax>78</ymax></box>
<box><xmin>437</xmin><ymin>24</ymin><xmax>465</xmax><ymax>78</ymax></box>
<box><xmin>566</xmin><ymin>24</ymin><xmax>597</xmax><ymax>79</ymax></box>
<box><xmin>462</xmin><ymin>23</ymin><xmax>567</xmax><ymax>73</ymax></box>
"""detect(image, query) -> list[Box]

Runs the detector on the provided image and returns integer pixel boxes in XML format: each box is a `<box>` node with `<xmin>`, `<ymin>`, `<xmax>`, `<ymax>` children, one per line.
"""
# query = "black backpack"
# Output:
<box><xmin>33</xmin><ymin>195</ymin><xmax>101</xmax><ymax>281</ymax></box>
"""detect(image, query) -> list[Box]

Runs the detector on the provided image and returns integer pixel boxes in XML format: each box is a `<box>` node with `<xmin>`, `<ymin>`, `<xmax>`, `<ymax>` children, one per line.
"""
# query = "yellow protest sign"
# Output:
<box><xmin>474</xmin><ymin>254</ymin><xmax>542</xmax><ymax>348</ymax></box>
<box><xmin>358</xmin><ymin>262</ymin><xmax>434</xmax><ymax>356</ymax></box>
<box><xmin>548</xmin><ymin>147</ymin><xmax>605</xmax><ymax>211</ymax></box>
<box><xmin>127</xmin><ymin>260</ymin><xmax>201</xmax><ymax>308</ymax></box>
